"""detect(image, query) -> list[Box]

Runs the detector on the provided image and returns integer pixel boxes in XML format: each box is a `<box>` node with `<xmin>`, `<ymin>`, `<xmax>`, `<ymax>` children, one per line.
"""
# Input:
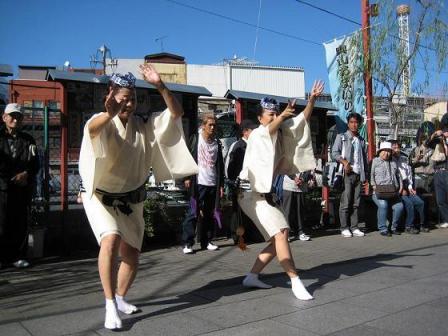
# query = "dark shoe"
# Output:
<box><xmin>380</xmin><ymin>231</ymin><xmax>392</xmax><ymax>237</ymax></box>
<box><xmin>405</xmin><ymin>227</ymin><xmax>419</xmax><ymax>234</ymax></box>
<box><xmin>391</xmin><ymin>230</ymin><xmax>401</xmax><ymax>235</ymax></box>
<box><xmin>420</xmin><ymin>227</ymin><xmax>430</xmax><ymax>233</ymax></box>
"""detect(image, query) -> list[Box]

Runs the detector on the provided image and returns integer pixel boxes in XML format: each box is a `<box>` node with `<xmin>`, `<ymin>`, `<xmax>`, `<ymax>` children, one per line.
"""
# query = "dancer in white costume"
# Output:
<box><xmin>238</xmin><ymin>80</ymin><xmax>324</xmax><ymax>300</ymax></box>
<box><xmin>79</xmin><ymin>65</ymin><xmax>197</xmax><ymax>329</ymax></box>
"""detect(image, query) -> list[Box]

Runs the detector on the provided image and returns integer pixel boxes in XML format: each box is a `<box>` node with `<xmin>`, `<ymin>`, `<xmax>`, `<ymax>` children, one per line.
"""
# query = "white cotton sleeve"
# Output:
<box><xmin>150</xmin><ymin>109</ymin><xmax>198</xmax><ymax>182</ymax></box>
<box><xmin>281</xmin><ymin>113</ymin><xmax>316</xmax><ymax>173</ymax></box>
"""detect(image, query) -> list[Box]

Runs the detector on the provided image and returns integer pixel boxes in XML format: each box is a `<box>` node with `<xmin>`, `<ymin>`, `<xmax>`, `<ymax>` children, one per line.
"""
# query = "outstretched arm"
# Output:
<box><xmin>302</xmin><ymin>80</ymin><xmax>324</xmax><ymax>122</ymax></box>
<box><xmin>139</xmin><ymin>63</ymin><xmax>184</xmax><ymax>119</ymax></box>
<box><xmin>268</xmin><ymin>99</ymin><xmax>296</xmax><ymax>135</ymax></box>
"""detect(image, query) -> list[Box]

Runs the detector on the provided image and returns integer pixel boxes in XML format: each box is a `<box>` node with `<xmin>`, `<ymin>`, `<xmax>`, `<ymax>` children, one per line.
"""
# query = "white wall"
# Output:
<box><xmin>187</xmin><ymin>64</ymin><xmax>305</xmax><ymax>98</ymax></box>
<box><xmin>187</xmin><ymin>64</ymin><xmax>230</xmax><ymax>97</ymax></box>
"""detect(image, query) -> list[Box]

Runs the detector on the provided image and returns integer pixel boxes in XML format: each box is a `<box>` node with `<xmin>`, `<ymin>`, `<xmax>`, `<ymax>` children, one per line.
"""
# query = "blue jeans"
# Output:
<box><xmin>401</xmin><ymin>195</ymin><xmax>424</xmax><ymax>228</ymax></box>
<box><xmin>372</xmin><ymin>194</ymin><xmax>404</xmax><ymax>232</ymax></box>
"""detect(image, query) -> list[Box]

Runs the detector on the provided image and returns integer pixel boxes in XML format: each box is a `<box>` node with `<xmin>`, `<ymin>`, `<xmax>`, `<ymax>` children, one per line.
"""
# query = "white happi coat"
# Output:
<box><xmin>79</xmin><ymin>109</ymin><xmax>198</xmax><ymax>249</ymax></box>
<box><xmin>237</xmin><ymin>112</ymin><xmax>316</xmax><ymax>241</ymax></box>
<box><xmin>239</xmin><ymin>112</ymin><xmax>316</xmax><ymax>193</ymax></box>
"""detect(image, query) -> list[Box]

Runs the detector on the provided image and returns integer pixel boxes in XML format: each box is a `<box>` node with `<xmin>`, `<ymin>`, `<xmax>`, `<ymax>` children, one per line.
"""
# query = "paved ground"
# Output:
<box><xmin>2</xmin><ymin>228</ymin><xmax>448</xmax><ymax>336</ymax></box>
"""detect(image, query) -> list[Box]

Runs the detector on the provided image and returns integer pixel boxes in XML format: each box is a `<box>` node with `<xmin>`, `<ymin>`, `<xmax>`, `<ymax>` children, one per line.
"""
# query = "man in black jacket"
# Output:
<box><xmin>225</xmin><ymin>119</ymin><xmax>257</xmax><ymax>181</ymax></box>
<box><xmin>181</xmin><ymin>113</ymin><xmax>224</xmax><ymax>254</ymax></box>
<box><xmin>0</xmin><ymin>103</ymin><xmax>38</xmax><ymax>268</ymax></box>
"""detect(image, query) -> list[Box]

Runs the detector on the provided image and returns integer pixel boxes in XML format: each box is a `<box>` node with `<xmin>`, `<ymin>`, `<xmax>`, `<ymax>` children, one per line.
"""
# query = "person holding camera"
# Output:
<box><xmin>426</xmin><ymin>124</ymin><xmax>448</xmax><ymax>228</ymax></box>
<box><xmin>331</xmin><ymin>112</ymin><xmax>369</xmax><ymax>238</ymax></box>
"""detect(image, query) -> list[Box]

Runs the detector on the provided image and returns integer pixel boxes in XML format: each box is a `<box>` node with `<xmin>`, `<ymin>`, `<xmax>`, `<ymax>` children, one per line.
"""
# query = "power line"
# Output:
<box><xmin>293</xmin><ymin>0</ymin><xmax>361</xmax><ymax>26</ymax></box>
<box><xmin>163</xmin><ymin>0</ymin><xmax>321</xmax><ymax>46</ymax></box>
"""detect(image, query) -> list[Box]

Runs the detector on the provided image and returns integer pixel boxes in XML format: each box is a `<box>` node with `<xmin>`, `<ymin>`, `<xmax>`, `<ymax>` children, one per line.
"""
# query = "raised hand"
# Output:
<box><xmin>139</xmin><ymin>63</ymin><xmax>162</xmax><ymax>88</ymax></box>
<box><xmin>310</xmin><ymin>80</ymin><xmax>324</xmax><ymax>98</ymax></box>
<box><xmin>104</xmin><ymin>89</ymin><xmax>126</xmax><ymax>118</ymax></box>
<box><xmin>279</xmin><ymin>98</ymin><xmax>296</xmax><ymax>120</ymax></box>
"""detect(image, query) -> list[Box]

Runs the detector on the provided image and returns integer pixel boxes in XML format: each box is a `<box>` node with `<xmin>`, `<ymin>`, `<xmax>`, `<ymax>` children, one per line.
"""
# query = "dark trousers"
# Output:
<box><xmin>0</xmin><ymin>187</ymin><xmax>29</xmax><ymax>263</ymax></box>
<box><xmin>434</xmin><ymin>170</ymin><xmax>448</xmax><ymax>223</ymax></box>
<box><xmin>339</xmin><ymin>173</ymin><xmax>362</xmax><ymax>231</ymax></box>
<box><xmin>282</xmin><ymin>190</ymin><xmax>305</xmax><ymax>235</ymax></box>
<box><xmin>182</xmin><ymin>185</ymin><xmax>216</xmax><ymax>248</ymax></box>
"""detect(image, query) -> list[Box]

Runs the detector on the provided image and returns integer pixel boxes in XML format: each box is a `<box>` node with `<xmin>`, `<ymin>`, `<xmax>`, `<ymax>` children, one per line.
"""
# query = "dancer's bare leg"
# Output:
<box><xmin>273</xmin><ymin>229</ymin><xmax>297</xmax><ymax>278</ymax></box>
<box><xmin>250</xmin><ymin>241</ymin><xmax>276</xmax><ymax>274</ymax></box>
<box><xmin>98</xmin><ymin>234</ymin><xmax>122</xmax><ymax>329</ymax></box>
<box><xmin>115</xmin><ymin>241</ymin><xmax>139</xmax><ymax>314</ymax></box>
<box><xmin>273</xmin><ymin>229</ymin><xmax>313</xmax><ymax>300</ymax></box>
<box><xmin>243</xmin><ymin>238</ymin><xmax>277</xmax><ymax>289</ymax></box>
<box><xmin>98</xmin><ymin>234</ymin><xmax>121</xmax><ymax>299</ymax></box>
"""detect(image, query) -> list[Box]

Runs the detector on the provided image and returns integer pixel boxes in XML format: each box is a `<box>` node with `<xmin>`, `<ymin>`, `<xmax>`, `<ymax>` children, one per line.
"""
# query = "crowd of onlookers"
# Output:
<box><xmin>218</xmin><ymin>111</ymin><xmax>448</xmax><ymax>245</ymax></box>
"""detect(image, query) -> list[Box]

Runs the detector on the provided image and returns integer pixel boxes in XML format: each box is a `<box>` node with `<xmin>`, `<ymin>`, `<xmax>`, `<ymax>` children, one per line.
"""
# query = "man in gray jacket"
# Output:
<box><xmin>331</xmin><ymin>112</ymin><xmax>369</xmax><ymax>237</ymax></box>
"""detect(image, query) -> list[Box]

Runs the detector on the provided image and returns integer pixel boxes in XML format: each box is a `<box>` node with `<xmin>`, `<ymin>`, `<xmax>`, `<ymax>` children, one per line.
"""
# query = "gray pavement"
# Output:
<box><xmin>2</xmin><ymin>228</ymin><xmax>448</xmax><ymax>336</ymax></box>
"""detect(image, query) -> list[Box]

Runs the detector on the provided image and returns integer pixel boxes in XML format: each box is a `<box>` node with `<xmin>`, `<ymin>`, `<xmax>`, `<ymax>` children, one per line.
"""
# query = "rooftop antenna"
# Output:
<box><xmin>155</xmin><ymin>36</ymin><xmax>168</xmax><ymax>52</ymax></box>
<box><xmin>90</xmin><ymin>44</ymin><xmax>118</xmax><ymax>74</ymax></box>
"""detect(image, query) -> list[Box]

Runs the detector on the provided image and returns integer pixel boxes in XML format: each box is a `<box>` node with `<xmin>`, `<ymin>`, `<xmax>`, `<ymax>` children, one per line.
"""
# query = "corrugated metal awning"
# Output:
<box><xmin>46</xmin><ymin>70</ymin><xmax>212</xmax><ymax>96</ymax></box>
<box><xmin>0</xmin><ymin>64</ymin><xmax>13</xmax><ymax>77</ymax></box>
<box><xmin>224</xmin><ymin>89</ymin><xmax>336</xmax><ymax>110</ymax></box>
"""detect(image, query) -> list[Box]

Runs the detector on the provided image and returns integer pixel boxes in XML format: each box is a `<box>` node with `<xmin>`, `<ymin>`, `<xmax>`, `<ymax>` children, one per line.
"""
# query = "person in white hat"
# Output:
<box><xmin>370</xmin><ymin>141</ymin><xmax>404</xmax><ymax>236</ymax></box>
<box><xmin>0</xmin><ymin>103</ymin><xmax>39</xmax><ymax>269</ymax></box>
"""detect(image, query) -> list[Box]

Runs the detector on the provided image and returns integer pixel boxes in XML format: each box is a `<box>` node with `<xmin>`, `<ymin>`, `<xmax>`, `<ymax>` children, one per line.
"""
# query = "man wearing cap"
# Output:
<box><xmin>0</xmin><ymin>103</ymin><xmax>38</xmax><ymax>268</ymax></box>
<box><xmin>371</xmin><ymin>141</ymin><xmax>404</xmax><ymax>236</ymax></box>
<box><xmin>331</xmin><ymin>112</ymin><xmax>369</xmax><ymax>238</ymax></box>
<box><xmin>426</xmin><ymin>123</ymin><xmax>448</xmax><ymax>228</ymax></box>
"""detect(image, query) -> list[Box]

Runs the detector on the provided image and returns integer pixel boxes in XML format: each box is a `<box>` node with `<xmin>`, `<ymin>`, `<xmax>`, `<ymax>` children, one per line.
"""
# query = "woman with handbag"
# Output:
<box><xmin>371</xmin><ymin>141</ymin><xmax>404</xmax><ymax>236</ymax></box>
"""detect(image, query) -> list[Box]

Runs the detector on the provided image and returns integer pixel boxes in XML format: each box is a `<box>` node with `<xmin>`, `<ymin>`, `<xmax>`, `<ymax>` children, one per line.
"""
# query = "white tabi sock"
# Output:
<box><xmin>104</xmin><ymin>298</ymin><xmax>122</xmax><ymax>330</ymax></box>
<box><xmin>242</xmin><ymin>273</ymin><xmax>272</xmax><ymax>289</ymax></box>
<box><xmin>115</xmin><ymin>294</ymin><xmax>139</xmax><ymax>314</ymax></box>
<box><xmin>291</xmin><ymin>276</ymin><xmax>314</xmax><ymax>301</ymax></box>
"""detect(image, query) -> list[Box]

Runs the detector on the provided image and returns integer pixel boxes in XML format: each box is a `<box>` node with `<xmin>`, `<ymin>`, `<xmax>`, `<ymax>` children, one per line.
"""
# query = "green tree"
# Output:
<box><xmin>368</xmin><ymin>0</ymin><xmax>447</xmax><ymax>138</ymax></box>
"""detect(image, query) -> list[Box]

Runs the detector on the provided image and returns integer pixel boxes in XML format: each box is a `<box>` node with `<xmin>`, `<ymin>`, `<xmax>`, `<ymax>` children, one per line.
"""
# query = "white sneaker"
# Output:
<box><xmin>440</xmin><ymin>223</ymin><xmax>448</xmax><ymax>228</ymax></box>
<box><xmin>242</xmin><ymin>273</ymin><xmax>272</xmax><ymax>289</ymax></box>
<box><xmin>182</xmin><ymin>246</ymin><xmax>193</xmax><ymax>254</ymax></box>
<box><xmin>341</xmin><ymin>229</ymin><xmax>352</xmax><ymax>238</ymax></box>
<box><xmin>352</xmin><ymin>229</ymin><xmax>365</xmax><ymax>237</ymax></box>
<box><xmin>299</xmin><ymin>233</ymin><xmax>311</xmax><ymax>241</ymax></box>
<box><xmin>13</xmin><ymin>260</ymin><xmax>30</xmax><ymax>268</ymax></box>
<box><xmin>206</xmin><ymin>243</ymin><xmax>219</xmax><ymax>251</ymax></box>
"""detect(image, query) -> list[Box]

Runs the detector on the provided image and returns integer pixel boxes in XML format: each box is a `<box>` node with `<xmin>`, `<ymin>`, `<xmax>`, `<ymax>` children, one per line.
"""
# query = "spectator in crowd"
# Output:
<box><xmin>282</xmin><ymin>170</ymin><xmax>315</xmax><ymax>241</ymax></box>
<box><xmin>426</xmin><ymin>124</ymin><xmax>448</xmax><ymax>228</ymax></box>
<box><xmin>238</xmin><ymin>80</ymin><xmax>324</xmax><ymax>300</ymax></box>
<box><xmin>224</xmin><ymin>119</ymin><xmax>262</xmax><ymax>244</ymax></box>
<box><xmin>409</xmin><ymin>132</ymin><xmax>434</xmax><ymax>192</ymax></box>
<box><xmin>331</xmin><ymin>112</ymin><xmax>369</xmax><ymax>238</ymax></box>
<box><xmin>79</xmin><ymin>66</ymin><xmax>197</xmax><ymax>330</ymax></box>
<box><xmin>0</xmin><ymin>103</ymin><xmax>39</xmax><ymax>269</ymax></box>
<box><xmin>371</xmin><ymin>141</ymin><xmax>404</xmax><ymax>236</ymax></box>
<box><xmin>225</xmin><ymin>119</ymin><xmax>258</xmax><ymax>181</ymax></box>
<box><xmin>391</xmin><ymin>140</ymin><xmax>427</xmax><ymax>233</ymax></box>
<box><xmin>181</xmin><ymin>113</ymin><xmax>225</xmax><ymax>254</ymax></box>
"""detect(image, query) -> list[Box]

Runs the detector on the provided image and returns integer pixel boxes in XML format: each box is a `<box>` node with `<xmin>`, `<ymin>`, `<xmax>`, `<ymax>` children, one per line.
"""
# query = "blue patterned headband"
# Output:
<box><xmin>110</xmin><ymin>72</ymin><xmax>136</xmax><ymax>88</ymax></box>
<box><xmin>260</xmin><ymin>97</ymin><xmax>279</xmax><ymax>112</ymax></box>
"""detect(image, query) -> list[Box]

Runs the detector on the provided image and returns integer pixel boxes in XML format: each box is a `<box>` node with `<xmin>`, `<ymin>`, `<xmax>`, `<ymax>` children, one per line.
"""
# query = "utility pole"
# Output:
<box><xmin>362</xmin><ymin>0</ymin><xmax>376</xmax><ymax>161</ymax></box>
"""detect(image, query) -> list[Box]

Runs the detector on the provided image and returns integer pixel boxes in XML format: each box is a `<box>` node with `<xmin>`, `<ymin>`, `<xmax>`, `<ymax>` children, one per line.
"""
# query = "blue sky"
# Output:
<box><xmin>0</xmin><ymin>0</ymin><xmax>446</xmax><ymax>95</ymax></box>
